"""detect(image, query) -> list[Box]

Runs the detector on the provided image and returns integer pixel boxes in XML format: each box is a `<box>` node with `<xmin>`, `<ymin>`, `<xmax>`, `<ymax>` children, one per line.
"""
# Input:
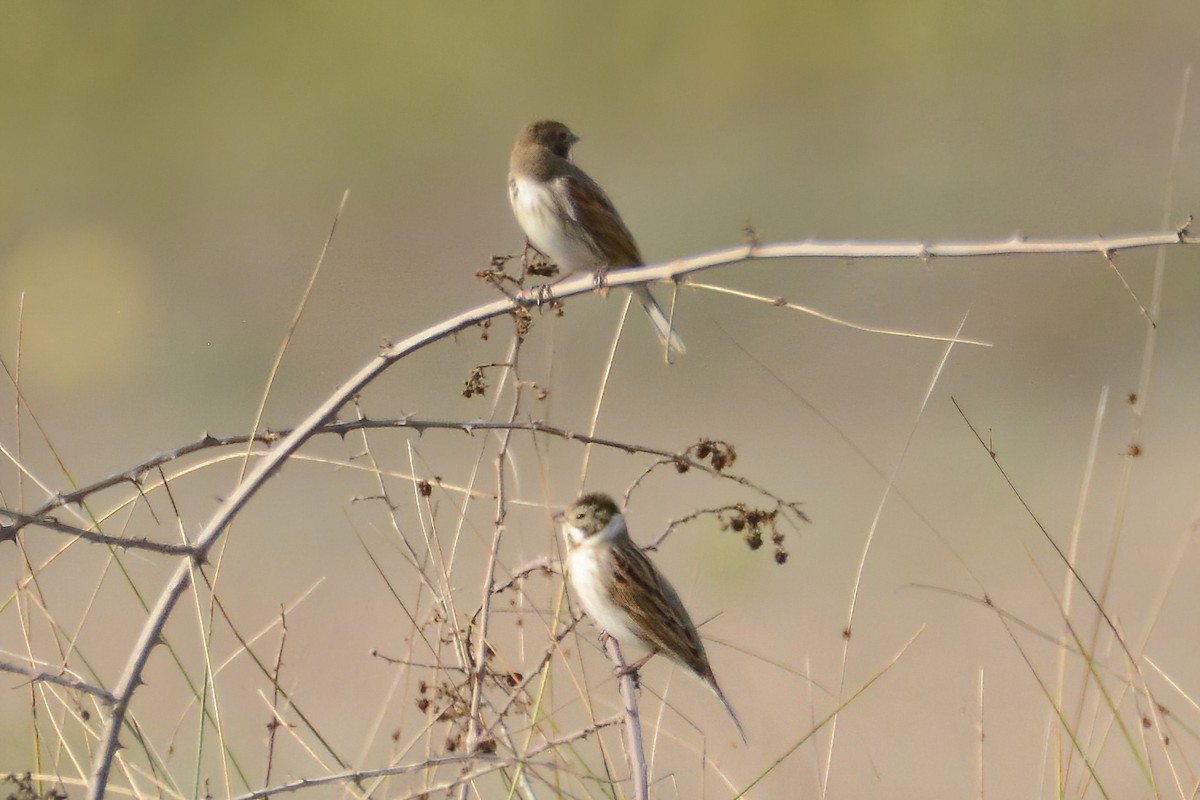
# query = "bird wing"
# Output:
<box><xmin>608</xmin><ymin>542</ymin><xmax>713</xmax><ymax>678</ymax></box>
<box><xmin>557</xmin><ymin>171</ymin><xmax>643</xmax><ymax>267</ymax></box>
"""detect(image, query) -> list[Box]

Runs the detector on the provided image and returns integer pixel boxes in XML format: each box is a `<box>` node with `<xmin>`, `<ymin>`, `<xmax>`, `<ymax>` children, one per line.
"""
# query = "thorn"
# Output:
<box><xmin>743</xmin><ymin>221</ymin><xmax>759</xmax><ymax>251</ymax></box>
<box><xmin>1177</xmin><ymin>214</ymin><xmax>1193</xmax><ymax>238</ymax></box>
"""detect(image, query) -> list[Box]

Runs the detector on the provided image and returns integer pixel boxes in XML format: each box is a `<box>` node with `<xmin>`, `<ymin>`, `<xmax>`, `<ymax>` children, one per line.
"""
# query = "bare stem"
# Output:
<box><xmin>0</xmin><ymin>660</ymin><xmax>115</xmax><ymax>704</ymax></box>
<box><xmin>460</xmin><ymin>328</ymin><xmax>526</xmax><ymax>798</ymax></box>
<box><xmin>606</xmin><ymin>637</ymin><xmax>648</xmax><ymax>800</ymax></box>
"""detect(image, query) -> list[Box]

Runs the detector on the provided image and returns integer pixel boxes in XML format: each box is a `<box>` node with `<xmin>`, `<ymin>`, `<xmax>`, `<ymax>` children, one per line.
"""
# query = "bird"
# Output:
<box><xmin>508</xmin><ymin>119</ymin><xmax>686</xmax><ymax>359</ymax></box>
<box><xmin>557</xmin><ymin>492</ymin><xmax>746</xmax><ymax>741</ymax></box>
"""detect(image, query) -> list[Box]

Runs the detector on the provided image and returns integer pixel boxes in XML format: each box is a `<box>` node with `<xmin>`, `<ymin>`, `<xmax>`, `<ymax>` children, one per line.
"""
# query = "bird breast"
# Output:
<box><xmin>509</xmin><ymin>175</ymin><xmax>601</xmax><ymax>272</ymax></box>
<box><xmin>566</xmin><ymin>546</ymin><xmax>644</xmax><ymax>647</ymax></box>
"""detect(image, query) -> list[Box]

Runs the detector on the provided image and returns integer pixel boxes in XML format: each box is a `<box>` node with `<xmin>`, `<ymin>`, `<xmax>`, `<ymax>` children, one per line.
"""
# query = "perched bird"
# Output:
<box><xmin>558</xmin><ymin>492</ymin><xmax>745</xmax><ymax>741</ymax></box>
<box><xmin>508</xmin><ymin>119</ymin><xmax>686</xmax><ymax>359</ymax></box>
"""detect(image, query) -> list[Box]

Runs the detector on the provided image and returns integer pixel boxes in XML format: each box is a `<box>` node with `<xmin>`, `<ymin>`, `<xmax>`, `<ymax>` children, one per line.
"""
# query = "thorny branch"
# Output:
<box><xmin>48</xmin><ymin>228</ymin><xmax>1196</xmax><ymax>799</ymax></box>
<box><xmin>5</xmin><ymin>420</ymin><xmax>805</xmax><ymax>554</ymax></box>
<box><xmin>0</xmin><ymin>660</ymin><xmax>116</xmax><ymax>704</ymax></box>
<box><xmin>0</xmin><ymin>507</ymin><xmax>200</xmax><ymax>555</ymax></box>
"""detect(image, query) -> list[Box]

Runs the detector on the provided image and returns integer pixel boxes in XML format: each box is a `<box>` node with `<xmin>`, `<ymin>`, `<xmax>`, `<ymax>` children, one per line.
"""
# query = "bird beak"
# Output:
<box><xmin>552</xmin><ymin>510</ymin><xmax>565</xmax><ymax>524</ymax></box>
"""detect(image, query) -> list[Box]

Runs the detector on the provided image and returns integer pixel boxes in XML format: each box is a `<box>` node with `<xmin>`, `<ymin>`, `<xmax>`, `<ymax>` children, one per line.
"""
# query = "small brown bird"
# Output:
<box><xmin>509</xmin><ymin>120</ymin><xmax>686</xmax><ymax>359</ymax></box>
<box><xmin>558</xmin><ymin>493</ymin><xmax>745</xmax><ymax>741</ymax></box>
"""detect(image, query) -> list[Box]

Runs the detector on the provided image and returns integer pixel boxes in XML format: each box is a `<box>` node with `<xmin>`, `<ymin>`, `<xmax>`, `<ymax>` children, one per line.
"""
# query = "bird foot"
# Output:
<box><xmin>592</xmin><ymin>267</ymin><xmax>610</xmax><ymax>298</ymax></box>
<box><xmin>613</xmin><ymin>650</ymin><xmax>656</xmax><ymax>678</ymax></box>
<box><xmin>613</xmin><ymin>663</ymin><xmax>640</xmax><ymax>679</ymax></box>
<box><xmin>527</xmin><ymin>283</ymin><xmax>554</xmax><ymax>306</ymax></box>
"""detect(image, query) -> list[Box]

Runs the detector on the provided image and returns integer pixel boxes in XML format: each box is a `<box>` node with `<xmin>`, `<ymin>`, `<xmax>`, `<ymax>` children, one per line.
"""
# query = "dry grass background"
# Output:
<box><xmin>3</xmin><ymin>5</ymin><xmax>1200</xmax><ymax>799</ymax></box>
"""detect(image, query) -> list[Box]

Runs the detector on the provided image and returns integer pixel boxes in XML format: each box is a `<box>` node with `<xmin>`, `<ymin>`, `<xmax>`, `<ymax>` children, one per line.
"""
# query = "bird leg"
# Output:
<box><xmin>520</xmin><ymin>240</ymin><xmax>570</xmax><ymax>308</ymax></box>
<box><xmin>613</xmin><ymin>648</ymin><xmax>658</xmax><ymax>678</ymax></box>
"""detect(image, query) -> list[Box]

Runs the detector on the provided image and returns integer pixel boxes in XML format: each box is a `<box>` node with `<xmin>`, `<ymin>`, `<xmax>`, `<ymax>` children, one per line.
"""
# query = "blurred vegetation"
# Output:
<box><xmin>0</xmin><ymin>4</ymin><xmax>1197</xmax><ymax>796</ymax></box>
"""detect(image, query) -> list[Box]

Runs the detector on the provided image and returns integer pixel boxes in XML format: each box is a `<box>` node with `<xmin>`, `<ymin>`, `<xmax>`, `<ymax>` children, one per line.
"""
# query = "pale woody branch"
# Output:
<box><xmin>738</xmin><ymin>223</ymin><xmax>1193</xmax><ymax>260</ymax></box>
<box><xmin>5</xmin><ymin>430</ymin><xmax>288</xmax><ymax>539</ymax></box>
<box><xmin>494</xmin><ymin>224</ymin><xmax>1197</xmax><ymax>309</ymax></box>
<box><xmin>0</xmin><ymin>660</ymin><xmax>116</xmax><ymax>704</ymax></box>
<box><xmin>0</xmin><ymin>507</ymin><xmax>200</xmax><ymax>556</ymax></box>
<box><xmin>12</xmin><ymin>418</ymin><xmax>798</xmax><ymax>541</ymax></box>
<box><xmin>605</xmin><ymin>636</ymin><xmax>650</xmax><ymax>800</ymax></box>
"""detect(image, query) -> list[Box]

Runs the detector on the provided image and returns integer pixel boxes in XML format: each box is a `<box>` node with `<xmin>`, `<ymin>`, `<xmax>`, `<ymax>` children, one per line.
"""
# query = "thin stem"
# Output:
<box><xmin>606</xmin><ymin>636</ymin><xmax>648</xmax><ymax>800</ymax></box>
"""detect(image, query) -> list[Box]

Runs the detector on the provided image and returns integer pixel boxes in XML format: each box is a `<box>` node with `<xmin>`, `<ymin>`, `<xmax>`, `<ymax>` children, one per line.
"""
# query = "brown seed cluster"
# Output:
<box><xmin>3</xmin><ymin>773</ymin><xmax>67</xmax><ymax>800</ymax></box>
<box><xmin>676</xmin><ymin>439</ymin><xmax>737</xmax><ymax>473</ymax></box>
<box><xmin>475</xmin><ymin>254</ymin><xmax>519</xmax><ymax>287</ymax></box>
<box><xmin>718</xmin><ymin>503</ymin><xmax>790</xmax><ymax>563</ymax></box>
<box><xmin>416</xmin><ymin>678</ymin><xmax>474</xmax><ymax>753</ymax></box>
<box><xmin>463</xmin><ymin>366</ymin><xmax>489</xmax><ymax>398</ymax></box>
<box><xmin>512</xmin><ymin>305</ymin><xmax>533</xmax><ymax>337</ymax></box>
<box><xmin>412</xmin><ymin>661</ymin><xmax>526</xmax><ymax>756</ymax></box>
<box><xmin>525</xmin><ymin>258</ymin><xmax>558</xmax><ymax>278</ymax></box>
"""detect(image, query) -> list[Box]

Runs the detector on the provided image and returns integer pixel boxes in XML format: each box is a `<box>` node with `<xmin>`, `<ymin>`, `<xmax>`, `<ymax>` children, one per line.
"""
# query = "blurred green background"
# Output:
<box><xmin>2</xmin><ymin>3</ymin><xmax>1198</xmax><ymax>798</ymax></box>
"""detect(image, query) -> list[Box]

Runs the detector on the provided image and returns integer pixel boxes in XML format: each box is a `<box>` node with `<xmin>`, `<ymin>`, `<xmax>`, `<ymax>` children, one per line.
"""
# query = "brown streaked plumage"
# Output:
<box><xmin>509</xmin><ymin>120</ymin><xmax>686</xmax><ymax>360</ymax></box>
<box><xmin>558</xmin><ymin>492</ymin><xmax>746</xmax><ymax>741</ymax></box>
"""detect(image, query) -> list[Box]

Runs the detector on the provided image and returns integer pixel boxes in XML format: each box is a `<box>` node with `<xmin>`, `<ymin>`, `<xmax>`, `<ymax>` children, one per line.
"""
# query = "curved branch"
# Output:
<box><xmin>0</xmin><ymin>507</ymin><xmax>200</xmax><ymax>556</ymax></box>
<box><xmin>0</xmin><ymin>660</ymin><xmax>116</xmax><ymax>704</ymax></box>
<box><xmin>84</xmin><ymin>229</ymin><xmax>1196</xmax><ymax>798</ymax></box>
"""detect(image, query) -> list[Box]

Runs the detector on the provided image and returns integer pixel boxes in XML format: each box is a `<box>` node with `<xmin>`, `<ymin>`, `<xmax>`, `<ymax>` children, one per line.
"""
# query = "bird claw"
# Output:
<box><xmin>599</xmin><ymin>632</ymin><xmax>638</xmax><ymax>678</ymax></box>
<box><xmin>526</xmin><ymin>283</ymin><xmax>553</xmax><ymax>306</ymax></box>
<box><xmin>610</xmin><ymin>644</ymin><xmax>655</xmax><ymax>680</ymax></box>
<box><xmin>592</xmin><ymin>267</ymin><xmax>610</xmax><ymax>298</ymax></box>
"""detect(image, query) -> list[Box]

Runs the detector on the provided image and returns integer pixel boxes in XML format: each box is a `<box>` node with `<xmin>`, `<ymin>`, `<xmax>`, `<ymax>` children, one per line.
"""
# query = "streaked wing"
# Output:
<box><xmin>608</xmin><ymin>540</ymin><xmax>712</xmax><ymax>677</ymax></box>
<box><xmin>558</xmin><ymin>171</ymin><xmax>642</xmax><ymax>267</ymax></box>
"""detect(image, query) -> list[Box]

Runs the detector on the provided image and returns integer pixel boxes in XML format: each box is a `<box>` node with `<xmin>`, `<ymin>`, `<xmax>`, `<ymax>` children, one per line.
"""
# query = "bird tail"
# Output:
<box><xmin>631</xmin><ymin>284</ymin><xmax>686</xmax><ymax>361</ymax></box>
<box><xmin>706</xmin><ymin>674</ymin><xmax>748</xmax><ymax>743</ymax></box>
